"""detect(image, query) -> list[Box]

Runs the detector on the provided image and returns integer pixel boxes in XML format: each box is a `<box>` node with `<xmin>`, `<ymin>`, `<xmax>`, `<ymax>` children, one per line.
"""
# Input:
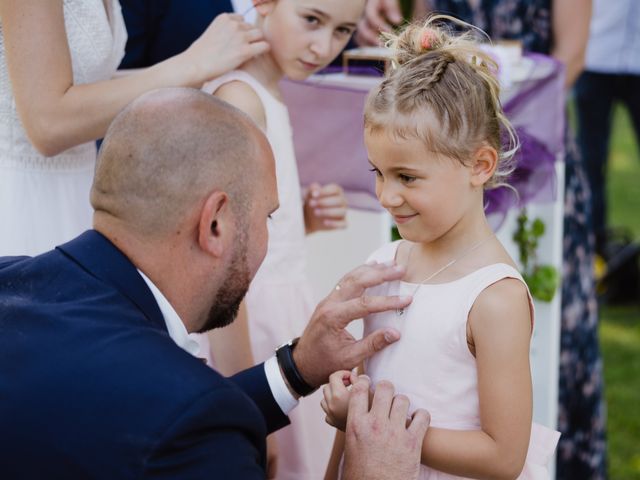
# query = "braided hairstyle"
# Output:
<box><xmin>364</xmin><ymin>15</ymin><xmax>518</xmax><ymax>190</ymax></box>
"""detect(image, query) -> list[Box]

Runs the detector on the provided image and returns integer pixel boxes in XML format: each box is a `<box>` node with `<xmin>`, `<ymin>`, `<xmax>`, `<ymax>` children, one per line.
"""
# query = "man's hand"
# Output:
<box><xmin>355</xmin><ymin>0</ymin><xmax>403</xmax><ymax>46</ymax></box>
<box><xmin>181</xmin><ymin>13</ymin><xmax>270</xmax><ymax>85</ymax></box>
<box><xmin>342</xmin><ymin>377</ymin><xmax>431</xmax><ymax>480</ymax></box>
<box><xmin>293</xmin><ymin>262</ymin><xmax>411</xmax><ymax>388</ymax></box>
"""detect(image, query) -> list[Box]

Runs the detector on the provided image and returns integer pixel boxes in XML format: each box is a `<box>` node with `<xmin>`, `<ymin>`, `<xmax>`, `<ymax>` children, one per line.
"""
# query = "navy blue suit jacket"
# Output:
<box><xmin>119</xmin><ymin>0</ymin><xmax>234</xmax><ymax>68</ymax></box>
<box><xmin>0</xmin><ymin>230</ymin><xmax>288</xmax><ymax>479</ymax></box>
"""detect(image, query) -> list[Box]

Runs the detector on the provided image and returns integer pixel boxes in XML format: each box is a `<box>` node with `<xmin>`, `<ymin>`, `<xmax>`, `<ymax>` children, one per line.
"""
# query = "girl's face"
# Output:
<box><xmin>257</xmin><ymin>0</ymin><xmax>364</xmax><ymax>80</ymax></box>
<box><xmin>365</xmin><ymin>130</ymin><xmax>481</xmax><ymax>244</ymax></box>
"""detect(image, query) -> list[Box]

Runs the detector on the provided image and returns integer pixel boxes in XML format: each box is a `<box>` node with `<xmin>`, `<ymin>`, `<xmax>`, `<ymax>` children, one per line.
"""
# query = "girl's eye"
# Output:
<box><xmin>399</xmin><ymin>174</ymin><xmax>416</xmax><ymax>184</ymax></box>
<box><xmin>368</xmin><ymin>167</ymin><xmax>382</xmax><ymax>177</ymax></box>
<box><xmin>304</xmin><ymin>15</ymin><xmax>320</xmax><ymax>26</ymax></box>
<box><xmin>336</xmin><ymin>27</ymin><xmax>354</xmax><ymax>36</ymax></box>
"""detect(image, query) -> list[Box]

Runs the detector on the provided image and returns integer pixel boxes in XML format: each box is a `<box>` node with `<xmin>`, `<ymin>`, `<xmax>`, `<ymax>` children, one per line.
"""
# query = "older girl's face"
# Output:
<box><xmin>257</xmin><ymin>0</ymin><xmax>365</xmax><ymax>80</ymax></box>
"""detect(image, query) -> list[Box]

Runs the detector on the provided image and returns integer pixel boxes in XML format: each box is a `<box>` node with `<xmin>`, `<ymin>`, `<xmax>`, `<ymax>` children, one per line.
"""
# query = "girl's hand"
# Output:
<box><xmin>321</xmin><ymin>370</ymin><xmax>360</xmax><ymax>431</ymax></box>
<box><xmin>304</xmin><ymin>183</ymin><xmax>348</xmax><ymax>234</ymax></box>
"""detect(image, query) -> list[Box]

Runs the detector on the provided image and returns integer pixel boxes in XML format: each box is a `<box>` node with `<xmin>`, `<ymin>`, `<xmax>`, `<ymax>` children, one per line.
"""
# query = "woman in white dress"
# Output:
<box><xmin>0</xmin><ymin>0</ymin><xmax>268</xmax><ymax>256</ymax></box>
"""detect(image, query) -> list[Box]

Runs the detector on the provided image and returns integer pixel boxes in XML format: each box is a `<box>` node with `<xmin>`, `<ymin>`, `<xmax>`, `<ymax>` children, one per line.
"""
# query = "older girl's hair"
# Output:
<box><xmin>364</xmin><ymin>15</ymin><xmax>518</xmax><ymax>189</ymax></box>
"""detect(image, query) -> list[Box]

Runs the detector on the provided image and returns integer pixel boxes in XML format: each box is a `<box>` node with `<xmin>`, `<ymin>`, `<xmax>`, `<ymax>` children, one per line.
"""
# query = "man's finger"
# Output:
<box><xmin>369</xmin><ymin>380</ymin><xmax>395</xmax><ymax>417</ymax></box>
<box><xmin>345</xmin><ymin>328</ymin><xmax>401</xmax><ymax>365</ymax></box>
<box><xmin>332</xmin><ymin>263</ymin><xmax>406</xmax><ymax>301</ymax></box>
<box><xmin>407</xmin><ymin>408</ymin><xmax>431</xmax><ymax>437</ymax></box>
<box><xmin>346</xmin><ymin>377</ymin><xmax>371</xmax><ymax>423</ymax></box>
<box><xmin>336</xmin><ymin>295</ymin><xmax>412</xmax><ymax>325</ymax></box>
<box><xmin>389</xmin><ymin>394</ymin><xmax>410</xmax><ymax>424</ymax></box>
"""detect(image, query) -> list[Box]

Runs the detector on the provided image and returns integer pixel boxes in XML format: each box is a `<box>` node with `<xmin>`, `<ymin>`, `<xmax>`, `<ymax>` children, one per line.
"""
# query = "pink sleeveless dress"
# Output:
<box><xmin>362</xmin><ymin>241</ymin><xmax>560</xmax><ymax>480</ymax></box>
<box><xmin>202</xmin><ymin>71</ymin><xmax>334</xmax><ymax>480</ymax></box>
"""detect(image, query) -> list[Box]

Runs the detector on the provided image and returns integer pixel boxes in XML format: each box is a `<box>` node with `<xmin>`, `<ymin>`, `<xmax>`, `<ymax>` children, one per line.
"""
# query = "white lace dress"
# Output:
<box><xmin>0</xmin><ymin>0</ymin><xmax>126</xmax><ymax>256</ymax></box>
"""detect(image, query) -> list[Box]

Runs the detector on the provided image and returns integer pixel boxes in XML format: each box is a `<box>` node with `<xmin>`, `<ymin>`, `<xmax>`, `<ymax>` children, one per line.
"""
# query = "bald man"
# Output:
<box><xmin>0</xmin><ymin>89</ymin><xmax>429</xmax><ymax>479</ymax></box>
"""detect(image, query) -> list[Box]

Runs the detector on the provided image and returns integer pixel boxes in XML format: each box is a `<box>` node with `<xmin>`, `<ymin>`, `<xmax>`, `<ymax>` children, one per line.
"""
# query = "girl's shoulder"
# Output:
<box><xmin>365</xmin><ymin>240</ymin><xmax>404</xmax><ymax>265</ymax></box>
<box><xmin>202</xmin><ymin>71</ymin><xmax>268</xmax><ymax>130</ymax></box>
<box><xmin>466</xmin><ymin>264</ymin><xmax>534</xmax><ymax>335</ymax></box>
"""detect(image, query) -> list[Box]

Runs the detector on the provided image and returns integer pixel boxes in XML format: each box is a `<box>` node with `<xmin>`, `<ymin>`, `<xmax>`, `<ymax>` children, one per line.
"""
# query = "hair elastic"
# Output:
<box><xmin>420</xmin><ymin>29</ymin><xmax>438</xmax><ymax>51</ymax></box>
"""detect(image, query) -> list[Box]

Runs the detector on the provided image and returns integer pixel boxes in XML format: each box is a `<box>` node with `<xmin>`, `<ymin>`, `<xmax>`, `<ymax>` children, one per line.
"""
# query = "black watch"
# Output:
<box><xmin>275</xmin><ymin>337</ymin><xmax>317</xmax><ymax>397</ymax></box>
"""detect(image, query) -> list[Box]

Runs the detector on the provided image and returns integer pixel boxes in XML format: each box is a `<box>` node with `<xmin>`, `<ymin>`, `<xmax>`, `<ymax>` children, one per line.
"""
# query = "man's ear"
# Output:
<box><xmin>198</xmin><ymin>191</ymin><xmax>232</xmax><ymax>258</ymax></box>
<box><xmin>254</xmin><ymin>0</ymin><xmax>276</xmax><ymax>17</ymax></box>
<box><xmin>470</xmin><ymin>144</ymin><xmax>498</xmax><ymax>187</ymax></box>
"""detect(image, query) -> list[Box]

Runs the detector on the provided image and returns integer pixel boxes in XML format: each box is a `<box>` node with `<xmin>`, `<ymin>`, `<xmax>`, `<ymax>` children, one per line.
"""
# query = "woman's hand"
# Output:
<box><xmin>304</xmin><ymin>183</ymin><xmax>348</xmax><ymax>234</ymax></box>
<box><xmin>354</xmin><ymin>0</ymin><xmax>403</xmax><ymax>46</ymax></box>
<box><xmin>180</xmin><ymin>13</ymin><xmax>270</xmax><ymax>86</ymax></box>
<box><xmin>321</xmin><ymin>370</ymin><xmax>359</xmax><ymax>431</ymax></box>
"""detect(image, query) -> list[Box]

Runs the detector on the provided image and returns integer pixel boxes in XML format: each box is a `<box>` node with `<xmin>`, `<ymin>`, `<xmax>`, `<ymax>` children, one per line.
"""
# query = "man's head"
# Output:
<box><xmin>92</xmin><ymin>88</ymin><xmax>278</xmax><ymax>333</ymax></box>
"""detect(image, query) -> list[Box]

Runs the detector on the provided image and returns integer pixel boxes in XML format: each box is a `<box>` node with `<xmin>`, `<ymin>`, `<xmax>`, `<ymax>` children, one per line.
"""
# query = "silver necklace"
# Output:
<box><xmin>396</xmin><ymin>233</ymin><xmax>495</xmax><ymax>316</ymax></box>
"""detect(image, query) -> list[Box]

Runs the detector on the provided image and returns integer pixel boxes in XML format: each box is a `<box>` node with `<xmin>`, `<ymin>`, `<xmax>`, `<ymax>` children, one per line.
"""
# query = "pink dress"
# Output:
<box><xmin>202</xmin><ymin>71</ymin><xmax>334</xmax><ymax>480</ymax></box>
<box><xmin>362</xmin><ymin>241</ymin><xmax>560</xmax><ymax>480</ymax></box>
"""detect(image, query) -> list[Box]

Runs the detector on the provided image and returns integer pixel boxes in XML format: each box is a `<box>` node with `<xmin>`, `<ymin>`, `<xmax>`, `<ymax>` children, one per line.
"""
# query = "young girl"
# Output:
<box><xmin>201</xmin><ymin>1</ymin><xmax>366</xmax><ymax>478</ymax></box>
<box><xmin>322</xmin><ymin>16</ymin><xmax>560</xmax><ymax>480</ymax></box>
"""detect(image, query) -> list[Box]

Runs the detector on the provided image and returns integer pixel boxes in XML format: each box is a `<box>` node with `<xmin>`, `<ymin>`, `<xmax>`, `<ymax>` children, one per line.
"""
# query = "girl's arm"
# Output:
<box><xmin>324</xmin><ymin>430</ymin><xmax>345</xmax><ymax>480</ymax></box>
<box><xmin>551</xmin><ymin>0</ymin><xmax>592</xmax><ymax>88</ymax></box>
<box><xmin>419</xmin><ymin>278</ymin><xmax>533</xmax><ymax>480</ymax></box>
<box><xmin>207</xmin><ymin>302</ymin><xmax>255</xmax><ymax>376</ymax></box>
<box><xmin>0</xmin><ymin>0</ymin><xmax>268</xmax><ymax>156</ymax></box>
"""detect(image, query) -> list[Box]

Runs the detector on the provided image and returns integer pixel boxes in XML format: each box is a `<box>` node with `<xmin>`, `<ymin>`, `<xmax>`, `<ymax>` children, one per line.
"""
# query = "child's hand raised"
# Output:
<box><xmin>321</xmin><ymin>370</ymin><xmax>367</xmax><ymax>431</ymax></box>
<box><xmin>304</xmin><ymin>183</ymin><xmax>348</xmax><ymax>234</ymax></box>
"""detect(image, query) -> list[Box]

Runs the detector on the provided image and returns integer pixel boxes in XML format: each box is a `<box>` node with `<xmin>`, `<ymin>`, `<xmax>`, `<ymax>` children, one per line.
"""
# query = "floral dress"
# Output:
<box><xmin>427</xmin><ymin>1</ymin><xmax>607</xmax><ymax>478</ymax></box>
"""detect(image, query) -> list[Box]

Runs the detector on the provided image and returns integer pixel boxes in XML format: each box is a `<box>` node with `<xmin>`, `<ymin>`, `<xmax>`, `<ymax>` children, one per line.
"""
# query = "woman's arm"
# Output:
<box><xmin>418</xmin><ymin>278</ymin><xmax>533</xmax><ymax>480</ymax></box>
<box><xmin>0</xmin><ymin>0</ymin><xmax>268</xmax><ymax>156</ymax></box>
<box><xmin>551</xmin><ymin>0</ymin><xmax>592</xmax><ymax>88</ymax></box>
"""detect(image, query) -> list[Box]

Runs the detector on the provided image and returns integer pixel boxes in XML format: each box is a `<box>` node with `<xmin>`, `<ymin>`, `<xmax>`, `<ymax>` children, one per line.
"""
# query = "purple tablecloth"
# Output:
<box><xmin>281</xmin><ymin>53</ymin><xmax>566</xmax><ymax>219</ymax></box>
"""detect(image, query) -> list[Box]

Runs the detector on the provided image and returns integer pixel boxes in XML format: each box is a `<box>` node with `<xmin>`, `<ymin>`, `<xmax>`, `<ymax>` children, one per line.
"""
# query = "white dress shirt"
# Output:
<box><xmin>137</xmin><ymin>269</ymin><xmax>298</xmax><ymax>415</ymax></box>
<box><xmin>585</xmin><ymin>0</ymin><xmax>640</xmax><ymax>74</ymax></box>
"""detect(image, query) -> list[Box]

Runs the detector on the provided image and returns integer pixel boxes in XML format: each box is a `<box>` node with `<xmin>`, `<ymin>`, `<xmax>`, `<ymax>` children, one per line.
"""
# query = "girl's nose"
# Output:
<box><xmin>378</xmin><ymin>182</ymin><xmax>403</xmax><ymax>209</ymax></box>
<box><xmin>310</xmin><ymin>32</ymin><xmax>332</xmax><ymax>60</ymax></box>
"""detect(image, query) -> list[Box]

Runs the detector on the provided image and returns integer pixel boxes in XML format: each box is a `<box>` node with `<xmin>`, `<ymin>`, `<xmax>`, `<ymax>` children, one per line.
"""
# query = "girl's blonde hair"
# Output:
<box><xmin>364</xmin><ymin>15</ymin><xmax>518</xmax><ymax>189</ymax></box>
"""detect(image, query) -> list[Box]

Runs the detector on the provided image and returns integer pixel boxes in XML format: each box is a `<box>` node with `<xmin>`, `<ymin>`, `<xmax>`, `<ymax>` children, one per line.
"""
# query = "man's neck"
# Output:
<box><xmin>94</xmin><ymin>219</ymin><xmax>205</xmax><ymax>334</ymax></box>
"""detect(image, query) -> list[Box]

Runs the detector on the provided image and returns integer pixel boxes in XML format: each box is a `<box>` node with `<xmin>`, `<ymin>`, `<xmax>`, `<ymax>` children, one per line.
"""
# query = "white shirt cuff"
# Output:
<box><xmin>264</xmin><ymin>356</ymin><xmax>299</xmax><ymax>415</ymax></box>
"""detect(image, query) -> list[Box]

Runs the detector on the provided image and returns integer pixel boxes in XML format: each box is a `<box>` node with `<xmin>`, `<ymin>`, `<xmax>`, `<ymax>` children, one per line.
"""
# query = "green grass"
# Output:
<box><xmin>607</xmin><ymin>106</ymin><xmax>640</xmax><ymax>239</ymax></box>
<box><xmin>600</xmin><ymin>104</ymin><xmax>640</xmax><ymax>479</ymax></box>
